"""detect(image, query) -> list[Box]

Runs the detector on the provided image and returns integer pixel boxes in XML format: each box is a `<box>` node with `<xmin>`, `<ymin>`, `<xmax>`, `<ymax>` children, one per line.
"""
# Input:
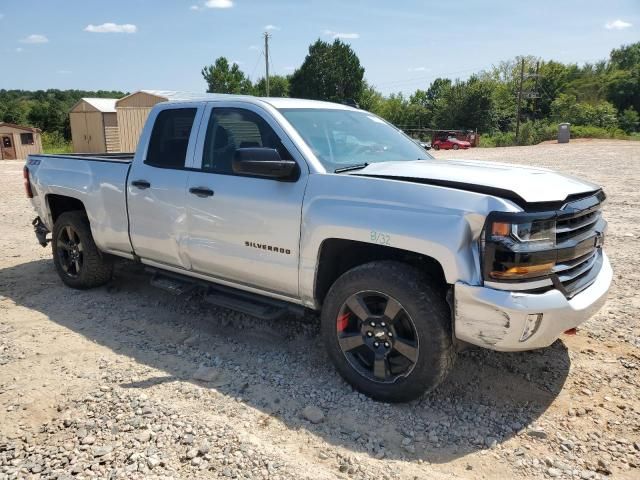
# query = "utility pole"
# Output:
<box><xmin>532</xmin><ymin>61</ymin><xmax>540</xmax><ymax>122</ymax></box>
<box><xmin>264</xmin><ymin>32</ymin><xmax>271</xmax><ymax>96</ymax></box>
<box><xmin>515</xmin><ymin>58</ymin><xmax>525</xmax><ymax>139</ymax></box>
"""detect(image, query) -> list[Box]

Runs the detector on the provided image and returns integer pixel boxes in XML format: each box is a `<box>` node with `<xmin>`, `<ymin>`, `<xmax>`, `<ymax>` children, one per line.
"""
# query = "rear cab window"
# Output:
<box><xmin>145</xmin><ymin>108</ymin><xmax>197</xmax><ymax>169</ymax></box>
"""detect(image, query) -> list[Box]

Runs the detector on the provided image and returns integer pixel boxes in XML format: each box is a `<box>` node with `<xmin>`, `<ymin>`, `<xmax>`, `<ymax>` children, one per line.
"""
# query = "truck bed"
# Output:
<box><xmin>27</xmin><ymin>152</ymin><xmax>134</xmax><ymax>256</ymax></box>
<box><xmin>31</xmin><ymin>153</ymin><xmax>134</xmax><ymax>163</ymax></box>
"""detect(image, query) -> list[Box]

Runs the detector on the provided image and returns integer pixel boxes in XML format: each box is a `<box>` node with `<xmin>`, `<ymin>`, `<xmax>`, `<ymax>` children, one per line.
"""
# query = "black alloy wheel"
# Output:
<box><xmin>56</xmin><ymin>225</ymin><xmax>83</xmax><ymax>277</ymax></box>
<box><xmin>336</xmin><ymin>290</ymin><xmax>419</xmax><ymax>383</ymax></box>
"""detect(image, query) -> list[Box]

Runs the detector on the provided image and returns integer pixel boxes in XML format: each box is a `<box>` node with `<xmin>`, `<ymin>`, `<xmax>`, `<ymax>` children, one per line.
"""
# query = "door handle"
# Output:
<box><xmin>131</xmin><ymin>180</ymin><xmax>151</xmax><ymax>189</ymax></box>
<box><xmin>189</xmin><ymin>187</ymin><xmax>214</xmax><ymax>198</ymax></box>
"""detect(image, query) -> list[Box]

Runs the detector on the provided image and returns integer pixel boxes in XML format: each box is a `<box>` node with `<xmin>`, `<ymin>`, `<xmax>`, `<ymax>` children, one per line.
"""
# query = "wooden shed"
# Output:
<box><xmin>0</xmin><ymin>123</ymin><xmax>42</xmax><ymax>160</ymax></box>
<box><xmin>115</xmin><ymin>90</ymin><xmax>212</xmax><ymax>152</ymax></box>
<box><xmin>115</xmin><ymin>90</ymin><xmax>174</xmax><ymax>152</ymax></box>
<box><xmin>69</xmin><ymin>98</ymin><xmax>120</xmax><ymax>153</ymax></box>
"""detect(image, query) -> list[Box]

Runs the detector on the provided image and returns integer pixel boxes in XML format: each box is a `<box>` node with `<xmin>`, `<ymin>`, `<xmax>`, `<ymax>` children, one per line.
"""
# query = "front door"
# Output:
<box><xmin>127</xmin><ymin>103</ymin><xmax>204</xmax><ymax>268</ymax></box>
<box><xmin>1</xmin><ymin>135</ymin><xmax>16</xmax><ymax>160</ymax></box>
<box><xmin>184</xmin><ymin>103</ymin><xmax>308</xmax><ymax>298</ymax></box>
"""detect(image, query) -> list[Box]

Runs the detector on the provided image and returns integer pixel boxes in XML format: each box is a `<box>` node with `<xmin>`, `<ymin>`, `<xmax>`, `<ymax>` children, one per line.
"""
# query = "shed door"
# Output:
<box><xmin>85</xmin><ymin>112</ymin><xmax>106</xmax><ymax>153</ymax></box>
<box><xmin>70</xmin><ymin>112</ymin><xmax>91</xmax><ymax>152</ymax></box>
<box><xmin>1</xmin><ymin>135</ymin><xmax>17</xmax><ymax>160</ymax></box>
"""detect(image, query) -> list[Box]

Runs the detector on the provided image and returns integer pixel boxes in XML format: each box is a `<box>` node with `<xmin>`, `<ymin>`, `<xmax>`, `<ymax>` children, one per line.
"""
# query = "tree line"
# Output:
<box><xmin>0</xmin><ymin>89</ymin><xmax>126</xmax><ymax>150</ymax></box>
<box><xmin>1</xmin><ymin>40</ymin><xmax>638</xmax><ymax>150</ymax></box>
<box><xmin>202</xmin><ymin>39</ymin><xmax>640</xmax><ymax>144</ymax></box>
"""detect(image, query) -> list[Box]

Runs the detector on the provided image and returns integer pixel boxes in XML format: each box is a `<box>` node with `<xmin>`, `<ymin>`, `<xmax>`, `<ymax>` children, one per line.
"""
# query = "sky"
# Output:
<box><xmin>0</xmin><ymin>0</ymin><xmax>638</xmax><ymax>95</ymax></box>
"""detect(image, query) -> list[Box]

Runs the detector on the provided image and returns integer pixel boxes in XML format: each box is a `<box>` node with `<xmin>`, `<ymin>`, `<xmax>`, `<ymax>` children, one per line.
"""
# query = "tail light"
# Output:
<box><xmin>23</xmin><ymin>166</ymin><xmax>34</xmax><ymax>198</ymax></box>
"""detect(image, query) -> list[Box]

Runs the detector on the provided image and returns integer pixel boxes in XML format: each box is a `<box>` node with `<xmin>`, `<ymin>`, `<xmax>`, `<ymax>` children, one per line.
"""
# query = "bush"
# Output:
<box><xmin>42</xmin><ymin>131</ymin><xmax>72</xmax><ymax>154</ymax></box>
<box><xmin>478</xmin><ymin>121</ymin><xmax>635</xmax><ymax>148</ymax></box>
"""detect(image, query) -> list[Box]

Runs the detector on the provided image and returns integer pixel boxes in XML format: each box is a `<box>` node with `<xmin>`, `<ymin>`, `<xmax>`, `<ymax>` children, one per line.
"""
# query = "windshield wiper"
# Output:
<box><xmin>334</xmin><ymin>163</ymin><xmax>369</xmax><ymax>173</ymax></box>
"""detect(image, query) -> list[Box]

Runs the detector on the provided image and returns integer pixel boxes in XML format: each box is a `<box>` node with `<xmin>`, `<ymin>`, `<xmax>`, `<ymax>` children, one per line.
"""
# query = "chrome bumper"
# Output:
<box><xmin>454</xmin><ymin>251</ymin><xmax>612</xmax><ymax>351</ymax></box>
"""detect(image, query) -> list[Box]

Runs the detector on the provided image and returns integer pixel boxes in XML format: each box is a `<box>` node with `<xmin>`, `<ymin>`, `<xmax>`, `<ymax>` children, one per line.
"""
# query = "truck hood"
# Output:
<box><xmin>353</xmin><ymin>159</ymin><xmax>600</xmax><ymax>207</ymax></box>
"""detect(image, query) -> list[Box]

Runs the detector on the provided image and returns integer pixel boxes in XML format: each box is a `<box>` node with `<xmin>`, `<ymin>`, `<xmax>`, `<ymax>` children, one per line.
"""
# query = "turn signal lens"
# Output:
<box><xmin>490</xmin><ymin>262</ymin><xmax>555</xmax><ymax>280</ymax></box>
<box><xmin>491</xmin><ymin>222</ymin><xmax>510</xmax><ymax>237</ymax></box>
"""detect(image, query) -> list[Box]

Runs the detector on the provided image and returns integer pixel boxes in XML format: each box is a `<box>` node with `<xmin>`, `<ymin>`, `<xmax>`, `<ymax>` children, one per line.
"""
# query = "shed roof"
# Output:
<box><xmin>0</xmin><ymin>122</ymin><xmax>41</xmax><ymax>133</ymax></box>
<box><xmin>70</xmin><ymin>98</ymin><xmax>118</xmax><ymax>113</ymax></box>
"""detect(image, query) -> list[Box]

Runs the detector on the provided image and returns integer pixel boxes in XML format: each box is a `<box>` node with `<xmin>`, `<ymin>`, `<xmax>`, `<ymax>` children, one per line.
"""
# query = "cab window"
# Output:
<box><xmin>145</xmin><ymin>108</ymin><xmax>197</xmax><ymax>169</ymax></box>
<box><xmin>201</xmin><ymin>108</ymin><xmax>291</xmax><ymax>174</ymax></box>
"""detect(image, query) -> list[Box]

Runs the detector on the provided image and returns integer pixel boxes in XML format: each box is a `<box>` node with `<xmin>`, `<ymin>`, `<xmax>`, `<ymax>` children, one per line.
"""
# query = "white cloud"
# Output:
<box><xmin>205</xmin><ymin>0</ymin><xmax>233</xmax><ymax>8</ymax></box>
<box><xmin>323</xmin><ymin>30</ymin><xmax>360</xmax><ymax>40</ymax></box>
<box><xmin>408</xmin><ymin>66</ymin><xmax>430</xmax><ymax>72</ymax></box>
<box><xmin>20</xmin><ymin>34</ymin><xmax>49</xmax><ymax>44</ymax></box>
<box><xmin>264</xmin><ymin>24</ymin><xmax>280</xmax><ymax>31</ymax></box>
<box><xmin>84</xmin><ymin>23</ymin><xmax>137</xmax><ymax>33</ymax></box>
<box><xmin>15</xmin><ymin>47</ymin><xmax>23</xmax><ymax>53</ymax></box>
<box><xmin>190</xmin><ymin>5</ymin><xmax>201</xmax><ymax>10</ymax></box>
<box><xmin>248</xmin><ymin>45</ymin><xmax>260</xmax><ymax>51</ymax></box>
<box><xmin>605</xmin><ymin>19</ymin><xmax>632</xmax><ymax>30</ymax></box>
<box><xmin>57</xmin><ymin>69</ymin><xmax>72</xmax><ymax>75</ymax></box>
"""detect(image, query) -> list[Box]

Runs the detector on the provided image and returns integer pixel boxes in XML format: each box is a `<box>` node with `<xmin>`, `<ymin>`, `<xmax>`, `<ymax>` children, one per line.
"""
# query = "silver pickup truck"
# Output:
<box><xmin>25</xmin><ymin>94</ymin><xmax>612</xmax><ymax>402</ymax></box>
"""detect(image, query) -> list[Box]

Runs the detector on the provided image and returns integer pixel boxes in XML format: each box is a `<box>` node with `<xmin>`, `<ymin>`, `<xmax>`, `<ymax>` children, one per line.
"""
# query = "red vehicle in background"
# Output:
<box><xmin>432</xmin><ymin>133</ymin><xmax>471</xmax><ymax>151</ymax></box>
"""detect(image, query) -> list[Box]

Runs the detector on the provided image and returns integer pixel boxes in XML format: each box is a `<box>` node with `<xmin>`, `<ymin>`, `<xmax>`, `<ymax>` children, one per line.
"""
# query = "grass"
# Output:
<box><xmin>41</xmin><ymin>132</ymin><xmax>73</xmax><ymax>154</ymax></box>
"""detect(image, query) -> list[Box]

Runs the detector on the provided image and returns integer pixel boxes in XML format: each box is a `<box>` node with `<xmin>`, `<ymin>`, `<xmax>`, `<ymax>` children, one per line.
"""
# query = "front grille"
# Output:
<box><xmin>553</xmin><ymin>194</ymin><xmax>606</xmax><ymax>298</ymax></box>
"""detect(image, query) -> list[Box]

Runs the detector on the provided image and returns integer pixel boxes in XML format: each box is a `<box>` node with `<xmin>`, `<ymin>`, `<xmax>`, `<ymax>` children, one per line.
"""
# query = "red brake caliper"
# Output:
<box><xmin>337</xmin><ymin>312</ymin><xmax>350</xmax><ymax>332</ymax></box>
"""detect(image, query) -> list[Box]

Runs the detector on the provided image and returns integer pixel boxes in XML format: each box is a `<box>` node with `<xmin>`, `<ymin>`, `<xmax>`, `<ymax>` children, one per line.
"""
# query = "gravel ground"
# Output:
<box><xmin>0</xmin><ymin>139</ymin><xmax>638</xmax><ymax>479</ymax></box>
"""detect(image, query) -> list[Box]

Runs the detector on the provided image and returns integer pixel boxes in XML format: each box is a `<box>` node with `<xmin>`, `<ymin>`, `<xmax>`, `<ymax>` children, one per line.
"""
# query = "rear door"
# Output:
<box><xmin>183</xmin><ymin>102</ymin><xmax>308</xmax><ymax>297</ymax></box>
<box><xmin>127</xmin><ymin>103</ymin><xmax>204</xmax><ymax>268</ymax></box>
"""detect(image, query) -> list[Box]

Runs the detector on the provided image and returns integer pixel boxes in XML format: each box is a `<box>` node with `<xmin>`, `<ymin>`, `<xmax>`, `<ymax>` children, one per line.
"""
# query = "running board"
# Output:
<box><xmin>145</xmin><ymin>267</ymin><xmax>304</xmax><ymax>320</ymax></box>
<box><xmin>204</xmin><ymin>287</ymin><xmax>291</xmax><ymax>320</ymax></box>
<box><xmin>149</xmin><ymin>274</ymin><xmax>196</xmax><ymax>296</ymax></box>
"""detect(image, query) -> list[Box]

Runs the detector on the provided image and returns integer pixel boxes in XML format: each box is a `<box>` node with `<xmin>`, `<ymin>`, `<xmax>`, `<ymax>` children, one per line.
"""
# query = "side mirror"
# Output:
<box><xmin>232</xmin><ymin>148</ymin><xmax>297</xmax><ymax>180</ymax></box>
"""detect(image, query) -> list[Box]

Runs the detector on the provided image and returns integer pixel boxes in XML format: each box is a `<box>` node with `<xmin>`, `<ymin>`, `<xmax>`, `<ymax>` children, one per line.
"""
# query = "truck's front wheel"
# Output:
<box><xmin>52</xmin><ymin>211</ymin><xmax>113</xmax><ymax>289</ymax></box>
<box><xmin>321</xmin><ymin>261</ymin><xmax>455</xmax><ymax>402</ymax></box>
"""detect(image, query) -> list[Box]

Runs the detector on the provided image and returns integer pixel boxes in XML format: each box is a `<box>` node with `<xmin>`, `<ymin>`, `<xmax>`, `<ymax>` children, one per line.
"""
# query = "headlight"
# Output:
<box><xmin>482</xmin><ymin>215</ymin><xmax>557</xmax><ymax>282</ymax></box>
<box><xmin>490</xmin><ymin>220</ymin><xmax>556</xmax><ymax>246</ymax></box>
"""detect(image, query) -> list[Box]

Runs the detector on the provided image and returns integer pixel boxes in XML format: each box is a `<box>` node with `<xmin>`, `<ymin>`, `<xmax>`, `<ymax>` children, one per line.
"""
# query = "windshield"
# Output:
<box><xmin>279</xmin><ymin>108</ymin><xmax>433</xmax><ymax>171</ymax></box>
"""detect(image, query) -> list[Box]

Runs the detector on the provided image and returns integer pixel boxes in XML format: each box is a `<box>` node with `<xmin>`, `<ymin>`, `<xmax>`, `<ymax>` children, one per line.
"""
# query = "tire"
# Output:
<box><xmin>52</xmin><ymin>211</ymin><xmax>113</xmax><ymax>289</ymax></box>
<box><xmin>452</xmin><ymin>144</ymin><xmax>459</xmax><ymax>150</ymax></box>
<box><xmin>433</xmin><ymin>144</ymin><xmax>440</xmax><ymax>151</ymax></box>
<box><xmin>321</xmin><ymin>261</ymin><xmax>455</xmax><ymax>402</ymax></box>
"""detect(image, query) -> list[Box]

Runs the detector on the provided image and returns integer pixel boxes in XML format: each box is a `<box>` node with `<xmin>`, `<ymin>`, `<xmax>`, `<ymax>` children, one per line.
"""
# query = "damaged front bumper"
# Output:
<box><xmin>454</xmin><ymin>251</ymin><xmax>612</xmax><ymax>351</ymax></box>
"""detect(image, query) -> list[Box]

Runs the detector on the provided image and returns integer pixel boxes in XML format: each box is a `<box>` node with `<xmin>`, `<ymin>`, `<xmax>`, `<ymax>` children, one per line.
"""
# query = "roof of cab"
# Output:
<box><xmin>144</xmin><ymin>90</ymin><xmax>356</xmax><ymax>111</ymax></box>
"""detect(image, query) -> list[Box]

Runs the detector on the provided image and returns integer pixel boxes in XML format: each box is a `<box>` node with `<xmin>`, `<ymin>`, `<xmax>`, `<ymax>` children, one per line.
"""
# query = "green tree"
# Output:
<box><xmin>619</xmin><ymin>107</ymin><xmax>639</xmax><ymax>133</ymax></box>
<box><xmin>201</xmin><ymin>57</ymin><xmax>253</xmax><ymax>94</ymax></box>
<box><xmin>606</xmin><ymin>66</ymin><xmax>640</xmax><ymax>113</ymax></box>
<box><xmin>289</xmin><ymin>39</ymin><xmax>365</xmax><ymax>103</ymax></box>
<box><xmin>550</xmin><ymin>94</ymin><xmax>618</xmax><ymax>128</ymax></box>
<box><xmin>358</xmin><ymin>80</ymin><xmax>385</xmax><ymax>112</ymax></box>
<box><xmin>610</xmin><ymin>42</ymin><xmax>640</xmax><ymax>70</ymax></box>
<box><xmin>1</xmin><ymin>100</ymin><xmax>28</xmax><ymax>124</ymax></box>
<box><xmin>253</xmin><ymin>75</ymin><xmax>290</xmax><ymax>97</ymax></box>
<box><xmin>432</xmin><ymin>76</ymin><xmax>495</xmax><ymax>132</ymax></box>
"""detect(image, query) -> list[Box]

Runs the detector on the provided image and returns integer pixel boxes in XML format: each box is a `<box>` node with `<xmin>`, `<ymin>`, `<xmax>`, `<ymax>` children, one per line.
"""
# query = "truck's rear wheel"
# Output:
<box><xmin>52</xmin><ymin>211</ymin><xmax>113</xmax><ymax>289</ymax></box>
<box><xmin>321</xmin><ymin>261</ymin><xmax>455</xmax><ymax>402</ymax></box>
